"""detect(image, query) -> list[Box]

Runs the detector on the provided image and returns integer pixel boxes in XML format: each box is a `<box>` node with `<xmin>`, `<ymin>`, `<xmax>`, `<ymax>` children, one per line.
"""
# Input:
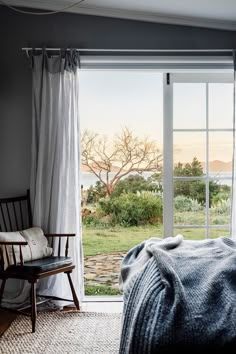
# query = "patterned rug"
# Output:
<box><xmin>0</xmin><ymin>312</ymin><xmax>122</xmax><ymax>354</ymax></box>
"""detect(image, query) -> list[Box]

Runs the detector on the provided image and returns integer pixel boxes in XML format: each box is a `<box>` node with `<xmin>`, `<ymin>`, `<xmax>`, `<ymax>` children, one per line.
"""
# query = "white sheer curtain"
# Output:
<box><xmin>231</xmin><ymin>50</ymin><xmax>236</xmax><ymax>239</ymax></box>
<box><xmin>30</xmin><ymin>50</ymin><xmax>84</xmax><ymax>302</ymax></box>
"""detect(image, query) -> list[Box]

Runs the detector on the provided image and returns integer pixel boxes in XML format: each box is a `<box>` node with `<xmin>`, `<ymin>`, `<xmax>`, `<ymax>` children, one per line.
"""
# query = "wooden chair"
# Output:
<box><xmin>0</xmin><ymin>190</ymin><xmax>80</xmax><ymax>333</ymax></box>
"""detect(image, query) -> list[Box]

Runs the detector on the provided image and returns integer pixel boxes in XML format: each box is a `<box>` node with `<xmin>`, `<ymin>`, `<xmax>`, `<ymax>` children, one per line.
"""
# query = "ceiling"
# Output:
<box><xmin>2</xmin><ymin>0</ymin><xmax>236</xmax><ymax>31</ymax></box>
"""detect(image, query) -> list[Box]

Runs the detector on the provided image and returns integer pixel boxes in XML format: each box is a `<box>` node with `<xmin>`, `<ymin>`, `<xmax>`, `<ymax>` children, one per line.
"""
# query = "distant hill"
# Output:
<box><xmin>201</xmin><ymin>160</ymin><xmax>232</xmax><ymax>173</ymax></box>
<box><xmin>82</xmin><ymin>160</ymin><xmax>232</xmax><ymax>173</ymax></box>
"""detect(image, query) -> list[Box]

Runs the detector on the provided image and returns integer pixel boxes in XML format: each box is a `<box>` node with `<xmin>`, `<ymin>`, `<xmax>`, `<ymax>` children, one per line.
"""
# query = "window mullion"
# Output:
<box><xmin>163</xmin><ymin>74</ymin><xmax>174</xmax><ymax>238</ymax></box>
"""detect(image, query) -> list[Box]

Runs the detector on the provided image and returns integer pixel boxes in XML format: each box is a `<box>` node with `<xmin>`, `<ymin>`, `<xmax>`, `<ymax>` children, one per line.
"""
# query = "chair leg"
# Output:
<box><xmin>66</xmin><ymin>272</ymin><xmax>80</xmax><ymax>310</ymax></box>
<box><xmin>29</xmin><ymin>281</ymin><xmax>37</xmax><ymax>333</ymax></box>
<box><xmin>0</xmin><ymin>279</ymin><xmax>6</xmax><ymax>306</ymax></box>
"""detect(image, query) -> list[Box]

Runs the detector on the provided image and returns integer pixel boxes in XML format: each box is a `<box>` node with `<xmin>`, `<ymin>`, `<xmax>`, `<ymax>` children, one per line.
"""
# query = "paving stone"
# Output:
<box><xmin>84</xmin><ymin>252</ymin><xmax>126</xmax><ymax>288</ymax></box>
<box><xmin>84</xmin><ymin>273</ymin><xmax>97</xmax><ymax>280</ymax></box>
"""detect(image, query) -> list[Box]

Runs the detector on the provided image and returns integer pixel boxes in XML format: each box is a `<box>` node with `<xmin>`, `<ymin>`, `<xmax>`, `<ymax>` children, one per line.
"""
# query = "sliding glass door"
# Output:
<box><xmin>79</xmin><ymin>69</ymin><xmax>234</xmax><ymax>297</ymax></box>
<box><xmin>164</xmin><ymin>73</ymin><xmax>234</xmax><ymax>239</ymax></box>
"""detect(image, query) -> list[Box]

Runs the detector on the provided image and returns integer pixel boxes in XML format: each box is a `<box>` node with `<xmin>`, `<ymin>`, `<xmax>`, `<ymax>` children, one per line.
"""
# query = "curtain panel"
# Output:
<box><xmin>30</xmin><ymin>49</ymin><xmax>83</xmax><ymax>301</ymax></box>
<box><xmin>231</xmin><ymin>51</ymin><xmax>236</xmax><ymax>239</ymax></box>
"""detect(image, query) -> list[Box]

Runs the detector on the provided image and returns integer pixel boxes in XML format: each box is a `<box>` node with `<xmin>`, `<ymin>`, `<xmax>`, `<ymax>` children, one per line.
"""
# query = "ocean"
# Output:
<box><xmin>81</xmin><ymin>172</ymin><xmax>232</xmax><ymax>189</ymax></box>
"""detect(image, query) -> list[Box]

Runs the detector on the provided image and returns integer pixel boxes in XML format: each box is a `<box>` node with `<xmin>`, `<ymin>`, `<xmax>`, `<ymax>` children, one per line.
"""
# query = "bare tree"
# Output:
<box><xmin>81</xmin><ymin>127</ymin><xmax>162</xmax><ymax>196</ymax></box>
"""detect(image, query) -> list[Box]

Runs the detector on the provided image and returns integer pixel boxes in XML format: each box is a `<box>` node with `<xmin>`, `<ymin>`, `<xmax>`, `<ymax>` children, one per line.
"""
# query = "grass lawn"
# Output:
<box><xmin>85</xmin><ymin>284</ymin><xmax>121</xmax><ymax>296</ymax></box>
<box><xmin>82</xmin><ymin>225</ymin><xmax>163</xmax><ymax>256</ymax></box>
<box><xmin>82</xmin><ymin>223</ymin><xmax>229</xmax><ymax>257</ymax></box>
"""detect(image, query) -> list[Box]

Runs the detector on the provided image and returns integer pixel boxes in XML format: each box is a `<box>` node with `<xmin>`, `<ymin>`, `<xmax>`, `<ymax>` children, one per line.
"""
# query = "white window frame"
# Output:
<box><xmin>80</xmin><ymin>58</ymin><xmax>234</xmax><ymax>299</ymax></box>
<box><xmin>163</xmin><ymin>72</ymin><xmax>234</xmax><ymax>238</ymax></box>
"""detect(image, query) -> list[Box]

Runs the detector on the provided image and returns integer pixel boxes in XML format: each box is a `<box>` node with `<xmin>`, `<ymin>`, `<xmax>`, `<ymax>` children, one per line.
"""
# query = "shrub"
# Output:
<box><xmin>82</xmin><ymin>214</ymin><xmax>107</xmax><ymax>227</ymax></box>
<box><xmin>111</xmin><ymin>174</ymin><xmax>162</xmax><ymax>198</ymax></box>
<box><xmin>174</xmin><ymin>195</ymin><xmax>203</xmax><ymax>212</ymax></box>
<box><xmin>99</xmin><ymin>192</ymin><xmax>162</xmax><ymax>227</ymax></box>
<box><xmin>86</xmin><ymin>181</ymin><xmax>106</xmax><ymax>204</ymax></box>
<box><xmin>212</xmin><ymin>191</ymin><xmax>231</xmax><ymax>205</ymax></box>
<box><xmin>211</xmin><ymin>198</ymin><xmax>230</xmax><ymax>215</ymax></box>
<box><xmin>212</xmin><ymin>216</ymin><xmax>228</xmax><ymax>225</ymax></box>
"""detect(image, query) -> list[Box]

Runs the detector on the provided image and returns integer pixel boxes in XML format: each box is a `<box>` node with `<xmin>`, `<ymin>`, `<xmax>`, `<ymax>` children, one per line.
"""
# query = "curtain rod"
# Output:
<box><xmin>22</xmin><ymin>48</ymin><xmax>234</xmax><ymax>53</ymax></box>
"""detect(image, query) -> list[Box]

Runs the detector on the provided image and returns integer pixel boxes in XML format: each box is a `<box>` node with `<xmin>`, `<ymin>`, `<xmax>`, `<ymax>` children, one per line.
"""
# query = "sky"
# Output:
<box><xmin>79</xmin><ymin>71</ymin><xmax>234</xmax><ymax>166</ymax></box>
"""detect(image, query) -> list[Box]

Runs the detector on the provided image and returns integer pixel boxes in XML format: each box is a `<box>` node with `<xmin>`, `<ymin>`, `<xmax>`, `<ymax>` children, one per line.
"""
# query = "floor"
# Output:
<box><xmin>81</xmin><ymin>301</ymin><xmax>123</xmax><ymax>313</ymax></box>
<box><xmin>0</xmin><ymin>309</ymin><xmax>17</xmax><ymax>336</ymax></box>
<box><xmin>0</xmin><ymin>301</ymin><xmax>123</xmax><ymax>336</ymax></box>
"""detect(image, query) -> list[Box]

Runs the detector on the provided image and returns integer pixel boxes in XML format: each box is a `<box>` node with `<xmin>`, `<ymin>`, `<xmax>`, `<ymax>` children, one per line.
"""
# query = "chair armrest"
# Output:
<box><xmin>44</xmin><ymin>234</ymin><xmax>75</xmax><ymax>238</ymax></box>
<box><xmin>44</xmin><ymin>234</ymin><xmax>76</xmax><ymax>257</ymax></box>
<box><xmin>0</xmin><ymin>241</ymin><xmax>28</xmax><ymax>245</ymax></box>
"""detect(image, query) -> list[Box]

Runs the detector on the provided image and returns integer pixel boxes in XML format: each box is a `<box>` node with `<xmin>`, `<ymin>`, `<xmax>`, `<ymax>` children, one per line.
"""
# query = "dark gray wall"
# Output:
<box><xmin>0</xmin><ymin>6</ymin><xmax>236</xmax><ymax>197</ymax></box>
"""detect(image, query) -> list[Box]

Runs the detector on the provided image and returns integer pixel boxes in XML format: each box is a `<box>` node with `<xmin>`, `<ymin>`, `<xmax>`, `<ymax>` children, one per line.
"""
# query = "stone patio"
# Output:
<box><xmin>84</xmin><ymin>252</ymin><xmax>126</xmax><ymax>288</ymax></box>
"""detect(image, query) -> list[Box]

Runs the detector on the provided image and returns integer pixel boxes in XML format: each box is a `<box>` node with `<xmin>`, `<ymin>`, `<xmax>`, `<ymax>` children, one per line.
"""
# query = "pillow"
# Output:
<box><xmin>0</xmin><ymin>231</ymin><xmax>29</xmax><ymax>270</ymax></box>
<box><xmin>0</xmin><ymin>227</ymin><xmax>53</xmax><ymax>270</ymax></box>
<box><xmin>21</xmin><ymin>227</ymin><xmax>53</xmax><ymax>261</ymax></box>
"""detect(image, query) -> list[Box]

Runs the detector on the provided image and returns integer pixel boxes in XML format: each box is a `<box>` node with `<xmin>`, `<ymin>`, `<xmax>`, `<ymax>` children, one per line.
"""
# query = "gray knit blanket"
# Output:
<box><xmin>119</xmin><ymin>235</ymin><xmax>236</xmax><ymax>353</ymax></box>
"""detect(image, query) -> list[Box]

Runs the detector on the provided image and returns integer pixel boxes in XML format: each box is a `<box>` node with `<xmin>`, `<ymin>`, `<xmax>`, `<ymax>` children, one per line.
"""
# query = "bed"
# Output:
<box><xmin>119</xmin><ymin>235</ymin><xmax>236</xmax><ymax>353</ymax></box>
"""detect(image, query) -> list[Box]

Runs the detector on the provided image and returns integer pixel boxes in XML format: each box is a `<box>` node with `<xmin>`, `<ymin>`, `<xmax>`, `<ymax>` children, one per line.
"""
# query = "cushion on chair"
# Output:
<box><xmin>20</xmin><ymin>227</ymin><xmax>53</xmax><ymax>260</ymax></box>
<box><xmin>0</xmin><ymin>231</ymin><xmax>30</xmax><ymax>270</ymax></box>
<box><xmin>6</xmin><ymin>256</ymin><xmax>73</xmax><ymax>275</ymax></box>
<box><xmin>0</xmin><ymin>227</ymin><xmax>53</xmax><ymax>270</ymax></box>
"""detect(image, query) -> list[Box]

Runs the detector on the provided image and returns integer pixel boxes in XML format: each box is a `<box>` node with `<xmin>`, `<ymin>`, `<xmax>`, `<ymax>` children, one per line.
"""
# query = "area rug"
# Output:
<box><xmin>0</xmin><ymin>312</ymin><xmax>122</xmax><ymax>354</ymax></box>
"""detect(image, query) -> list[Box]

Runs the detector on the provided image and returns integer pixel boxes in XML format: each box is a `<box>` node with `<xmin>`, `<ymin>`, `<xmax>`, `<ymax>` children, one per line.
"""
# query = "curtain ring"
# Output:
<box><xmin>26</xmin><ymin>49</ymin><xmax>30</xmax><ymax>59</ymax></box>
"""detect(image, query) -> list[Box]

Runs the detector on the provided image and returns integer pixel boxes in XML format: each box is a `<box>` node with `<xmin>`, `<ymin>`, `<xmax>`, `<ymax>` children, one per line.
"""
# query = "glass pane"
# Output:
<box><xmin>173</xmin><ymin>83</ymin><xmax>206</xmax><ymax>129</ymax></box>
<box><xmin>174</xmin><ymin>180</ymin><xmax>206</xmax><ymax>226</ymax></box>
<box><xmin>208</xmin><ymin>132</ymin><xmax>233</xmax><ymax>174</ymax></box>
<box><xmin>209</xmin><ymin>83</ymin><xmax>233</xmax><ymax>129</ymax></box>
<box><xmin>80</xmin><ymin>71</ymin><xmax>164</xmax><ymax>296</ymax></box>
<box><xmin>173</xmin><ymin>228</ymin><xmax>206</xmax><ymax>240</ymax></box>
<box><xmin>209</xmin><ymin>228</ymin><xmax>230</xmax><ymax>239</ymax></box>
<box><xmin>209</xmin><ymin>183</ymin><xmax>231</xmax><ymax>225</ymax></box>
<box><xmin>174</xmin><ymin>132</ymin><xmax>206</xmax><ymax>175</ymax></box>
